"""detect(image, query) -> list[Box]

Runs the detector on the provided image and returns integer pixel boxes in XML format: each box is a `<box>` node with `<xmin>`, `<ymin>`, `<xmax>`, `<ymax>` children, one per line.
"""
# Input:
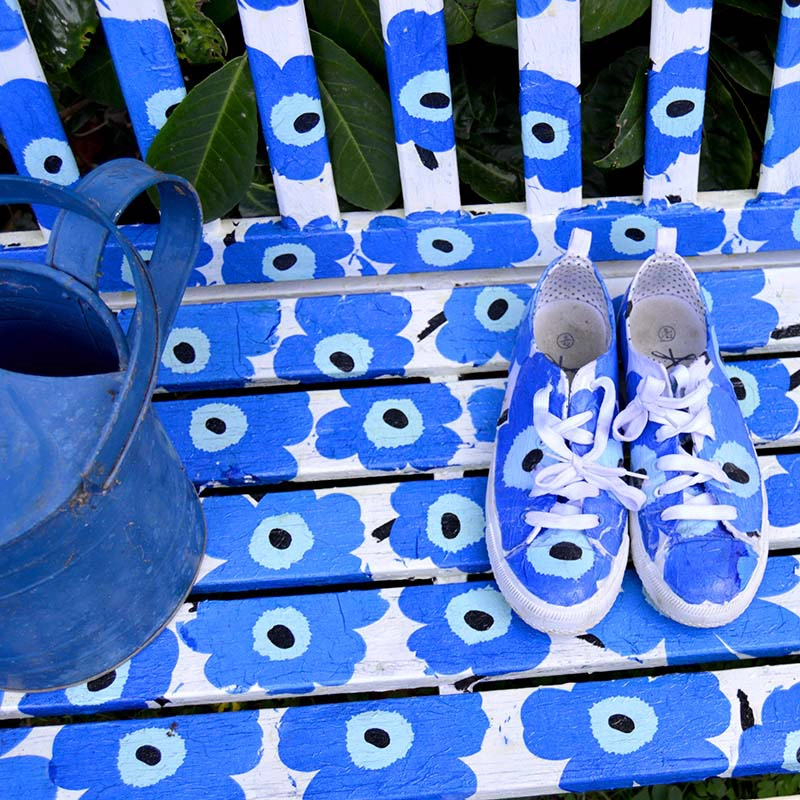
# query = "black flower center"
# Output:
<box><xmin>135</xmin><ymin>745</ymin><xmax>162</xmax><ymax>766</ymax></box>
<box><xmin>532</xmin><ymin>122</ymin><xmax>555</xmax><ymax>144</ymax></box>
<box><xmin>522</xmin><ymin>448</ymin><xmax>543</xmax><ymax>472</ymax></box>
<box><xmin>273</xmin><ymin>253</ymin><xmax>297</xmax><ymax>271</ymax></box>
<box><xmin>608</xmin><ymin>714</ymin><xmax>636</xmax><ymax>733</ymax></box>
<box><xmin>364</xmin><ymin>728</ymin><xmax>391</xmax><ymax>748</ymax></box>
<box><xmin>464</xmin><ymin>609</ymin><xmax>494</xmax><ymax>631</ymax></box>
<box><xmin>294</xmin><ymin>112</ymin><xmax>320</xmax><ymax>133</ymax></box>
<box><xmin>549</xmin><ymin>542</ymin><xmax>582</xmax><ymax>561</ymax></box>
<box><xmin>731</xmin><ymin>377</ymin><xmax>747</xmax><ymax>400</ymax></box>
<box><xmin>441</xmin><ymin>512</ymin><xmax>461</xmax><ymax>539</ymax></box>
<box><xmin>625</xmin><ymin>227</ymin><xmax>646</xmax><ymax>242</ymax></box>
<box><xmin>165</xmin><ymin>103</ymin><xmax>179</xmax><ymax>119</ymax></box>
<box><xmin>205</xmin><ymin>417</ymin><xmax>226</xmax><ymax>435</ymax></box>
<box><xmin>487</xmin><ymin>299</ymin><xmax>508</xmax><ymax>320</ymax></box>
<box><xmin>267</xmin><ymin>624</ymin><xmax>295</xmax><ymax>649</ymax></box>
<box><xmin>269</xmin><ymin>527</ymin><xmax>292</xmax><ymax>550</ymax></box>
<box><xmin>87</xmin><ymin>670</ymin><xmax>116</xmax><ymax>692</ymax></box>
<box><xmin>173</xmin><ymin>342</ymin><xmax>196</xmax><ymax>364</ymax></box>
<box><xmin>432</xmin><ymin>239</ymin><xmax>454</xmax><ymax>253</ymax></box>
<box><xmin>330</xmin><ymin>351</ymin><xmax>355</xmax><ymax>373</ymax></box>
<box><xmin>666</xmin><ymin>99</ymin><xmax>695</xmax><ymax>118</ymax></box>
<box><xmin>420</xmin><ymin>92</ymin><xmax>450</xmax><ymax>109</ymax></box>
<box><xmin>383</xmin><ymin>409</ymin><xmax>409</xmax><ymax>429</ymax></box>
<box><xmin>723</xmin><ymin>462</ymin><xmax>749</xmax><ymax>484</ymax></box>
<box><xmin>44</xmin><ymin>155</ymin><xmax>63</xmax><ymax>174</ymax></box>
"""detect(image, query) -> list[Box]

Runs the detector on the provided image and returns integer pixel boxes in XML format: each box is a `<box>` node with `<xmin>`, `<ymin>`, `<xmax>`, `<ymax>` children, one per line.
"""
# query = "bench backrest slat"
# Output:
<box><xmin>643</xmin><ymin>0</ymin><xmax>713</xmax><ymax>204</ymax></box>
<box><xmin>96</xmin><ymin>0</ymin><xmax>186</xmax><ymax>159</ymax></box>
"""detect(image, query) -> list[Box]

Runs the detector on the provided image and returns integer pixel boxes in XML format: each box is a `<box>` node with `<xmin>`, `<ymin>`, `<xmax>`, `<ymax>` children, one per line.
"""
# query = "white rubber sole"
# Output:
<box><xmin>485</xmin><ymin>465</ymin><xmax>629</xmax><ymax>636</ymax></box>
<box><xmin>629</xmin><ymin>481</ymin><xmax>769</xmax><ymax>628</ymax></box>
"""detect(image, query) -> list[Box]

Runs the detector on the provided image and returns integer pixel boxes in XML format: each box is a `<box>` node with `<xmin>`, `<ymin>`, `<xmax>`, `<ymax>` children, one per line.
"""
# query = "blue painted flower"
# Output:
<box><xmin>239</xmin><ymin>0</ymin><xmax>298</xmax><ymax>8</ymax></box>
<box><xmin>763</xmin><ymin>82</ymin><xmax>800</xmax><ymax>166</ymax></box>
<box><xmin>0</xmin><ymin>729</ymin><xmax>56</xmax><ymax>797</ymax></box>
<box><xmin>520</xmin><ymin>70</ymin><xmax>581</xmax><ymax>193</ymax></box>
<box><xmin>385</xmin><ymin>9</ymin><xmax>454</xmax><ymax>166</ymax></box>
<box><xmin>400</xmin><ymin>582</ymin><xmax>550</xmax><ymax>677</ymax></box>
<box><xmin>665</xmin><ymin>0</ymin><xmax>712</xmax><ymax>10</ymax></box>
<box><xmin>385</xmin><ymin>477</ymin><xmax>488</xmax><ymax>570</ymax></box>
<box><xmin>102</xmin><ymin>238</ymin><xmax>212</xmax><ymax>291</ymax></box>
<box><xmin>50</xmin><ymin>711</ymin><xmax>262</xmax><ymax>798</ymax></box>
<box><xmin>591</xmin><ymin>557</ymin><xmax>800</xmax><ymax>665</ymax></box>
<box><xmin>222</xmin><ymin>220</ymin><xmax>354</xmax><ymax>283</ymax></box>
<box><xmin>766</xmin><ymin>454</ymin><xmax>800</xmax><ymax>528</ymax></box>
<box><xmin>435</xmin><ymin>285</ymin><xmax>532</xmax><ymax>366</ymax></box>
<box><xmin>158</xmin><ymin>392</ymin><xmax>313</xmax><ymax>485</ymax></box>
<box><xmin>699</xmin><ymin>269</ymin><xmax>779</xmax><ymax>351</ymax></box>
<box><xmin>517</xmin><ymin>0</ymin><xmax>573</xmax><ymax>16</ymax></box>
<box><xmin>776</xmin><ymin>1</ymin><xmax>800</xmax><ymax>68</ymax></box>
<box><xmin>199</xmin><ymin>490</ymin><xmax>365</xmax><ymax>591</ymax></box>
<box><xmin>315</xmin><ymin>383</ymin><xmax>462</xmax><ymax>471</ymax></box>
<box><xmin>467</xmin><ymin>386</ymin><xmax>504</xmax><ymax>443</ymax></box>
<box><xmin>278</xmin><ymin>693</ymin><xmax>488</xmax><ymax>799</ymax></box>
<box><xmin>0</xmin><ymin>0</ymin><xmax>26</xmax><ymax>51</ymax></box>
<box><xmin>724</xmin><ymin>361</ymin><xmax>799</xmax><ymax>441</ymax></box>
<box><xmin>555</xmin><ymin>200</ymin><xmax>727</xmax><ymax>260</ymax></box>
<box><xmin>248</xmin><ymin>48</ymin><xmax>329</xmax><ymax>180</ymax></box>
<box><xmin>735</xmin><ymin>681</ymin><xmax>800</xmax><ymax>777</ymax></box>
<box><xmin>738</xmin><ymin>188</ymin><xmax>800</xmax><ymax>252</ymax></box>
<box><xmin>178</xmin><ymin>591</ymin><xmax>387</xmax><ymax>694</ymax></box>
<box><xmin>645</xmin><ymin>50</ymin><xmax>708</xmax><ymax>175</ymax></box>
<box><xmin>360</xmin><ymin>211</ymin><xmax>538</xmax><ymax>274</ymax></box>
<box><xmin>275</xmin><ymin>293</ymin><xmax>413</xmax><ymax>382</ymax></box>
<box><xmin>522</xmin><ymin>672</ymin><xmax>729</xmax><ymax>791</ymax></box>
<box><xmin>18</xmin><ymin>629</ymin><xmax>179</xmax><ymax>717</ymax></box>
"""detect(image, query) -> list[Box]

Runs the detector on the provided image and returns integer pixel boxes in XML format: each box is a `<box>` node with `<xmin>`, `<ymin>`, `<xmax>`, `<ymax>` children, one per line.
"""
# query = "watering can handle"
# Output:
<box><xmin>48</xmin><ymin>159</ymin><xmax>202</xmax><ymax>344</ymax></box>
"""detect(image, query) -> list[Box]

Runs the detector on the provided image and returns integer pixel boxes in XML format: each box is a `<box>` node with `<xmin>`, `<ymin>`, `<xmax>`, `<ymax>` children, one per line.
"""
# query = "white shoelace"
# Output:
<box><xmin>612</xmin><ymin>362</ymin><xmax>737</xmax><ymax>523</ymax></box>
<box><xmin>523</xmin><ymin>376</ymin><xmax>646</xmax><ymax>540</ymax></box>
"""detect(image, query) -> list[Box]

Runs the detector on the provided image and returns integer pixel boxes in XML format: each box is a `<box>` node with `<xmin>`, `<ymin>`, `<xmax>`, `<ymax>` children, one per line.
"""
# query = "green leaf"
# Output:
<box><xmin>238</xmin><ymin>181</ymin><xmax>279</xmax><ymax>218</ymax></box>
<box><xmin>710</xmin><ymin>33</ymin><xmax>773</xmax><ymax>96</ymax></box>
<box><xmin>445</xmin><ymin>0</ymin><xmax>478</xmax><ymax>45</ymax></box>
<box><xmin>146</xmin><ymin>56</ymin><xmax>257</xmax><ymax>221</ymax></box>
<box><xmin>451</xmin><ymin>50</ymin><xmax>498</xmax><ymax>139</ymax></box>
<box><xmin>699</xmin><ymin>71</ymin><xmax>753</xmax><ymax>191</ymax></box>
<box><xmin>165</xmin><ymin>0</ymin><xmax>227</xmax><ymax>64</ymax></box>
<box><xmin>305</xmin><ymin>0</ymin><xmax>385</xmax><ymax>71</ymax></box>
<box><xmin>717</xmin><ymin>0</ymin><xmax>778</xmax><ymax>18</ymax></box>
<box><xmin>583</xmin><ymin>47</ymin><xmax>647</xmax><ymax>168</ymax></box>
<box><xmin>310</xmin><ymin>30</ymin><xmax>400</xmax><ymax>211</ymax></box>
<box><xmin>457</xmin><ymin>137</ymin><xmax>524</xmax><ymax>202</ymax></box>
<box><xmin>203</xmin><ymin>0</ymin><xmax>238</xmax><ymax>26</ymax></box>
<box><xmin>20</xmin><ymin>0</ymin><xmax>98</xmax><ymax>74</ymax></box>
<box><xmin>475</xmin><ymin>0</ymin><xmax>517</xmax><ymax>48</ymax></box>
<box><xmin>581</xmin><ymin>0</ymin><xmax>649</xmax><ymax>42</ymax></box>
<box><xmin>68</xmin><ymin>33</ymin><xmax>124</xmax><ymax>108</ymax></box>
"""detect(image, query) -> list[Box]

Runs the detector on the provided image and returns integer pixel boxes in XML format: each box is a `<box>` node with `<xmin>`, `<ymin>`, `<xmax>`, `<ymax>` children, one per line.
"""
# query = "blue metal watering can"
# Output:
<box><xmin>0</xmin><ymin>160</ymin><xmax>206</xmax><ymax>691</ymax></box>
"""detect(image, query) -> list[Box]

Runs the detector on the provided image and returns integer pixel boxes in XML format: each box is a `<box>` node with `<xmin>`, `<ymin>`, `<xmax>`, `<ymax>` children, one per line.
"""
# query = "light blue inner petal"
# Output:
<box><xmin>526</xmin><ymin>530</ymin><xmax>595</xmax><ymax>579</ymax></box>
<box><xmin>426</xmin><ymin>493</ymin><xmax>485</xmax><ymax>553</ymax></box>
<box><xmin>723</xmin><ymin>365</ymin><xmax>760</xmax><ymax>418</ymax></box>
<box><xmin>782</xmin><ymin>729</ymin><xmax>800</xmax><ymax>771</ymax></box>
<box><xmin>398</xmin><ymin>70</ymin><xmax>452</xmax><ymax>122</ymax></box>
<box><xmin>588</xmin><ymin>695</ymin><xmax>659</xmax><ymax>755</ymax></box>
<box><xmin>145</xmin><ymin>87</ymin><xmax>186</xmax><ymax>131</ymax></box>
<box><xmin>22</xmin><ymin>136</ymin><xmax>79</xmax><ymax>185</ymax></box>
<box><xmin>444</xmin><ymin>586</ymin><xmax>512</xmax><ymax>644</ymax></box>
<box><xmin>252</xmin><ymin>607</ymin><xmax>312</xmax><ymax>661</ymax></box>
<box><xmin>521</xmin><ymin>110</ymin><xmax>570</xmax><ymax>160</ymax></box>
<box><xmin>503</xmin><ymin>425</ymin><xmax>547</xmax><ymax>490</ymax></box>
<box><xmin>262</xmin><ymin>243</ymin><xmax>318</xmax><ymax>281</ymax></box>
<box><xmin>189</xmin><ymin>402</ymin><xmax>248</xmax><ymax>452</ymax></box>
<box><xmin>609</xmin><ymin>215</ymin><xmax>659</xmax><ymax>256</ymax></box>
<box><xmin>710</xmin><ymin>440</ymin><xmax>760</xmax><ymax>499</ymax></box>
<box><xmin>363</xmin><ymin>399</ymin><xmax>425</xmax><ymax>448</ymax></box>
<box><xmin>313</xmin><ymin>333</ymin><xmax>375</xmax><ymax>379</ymax></box>
<box><xmin>117</xmin><ymin>727</ymin><xmax>187</xmax><ymax>788</ymax></box>
<box><xmin>345</xmin><ymin>710</ymin><xmax>415</xmax><ymax>770</ymax></box>
<box><xmin>249</xmin><ymin>513</ymin><xmax>314</xmax><ymax>570</ymax></box>
<box><xmin>270</xmin><ymin>92</ymin><xmax>326</xmax><ymax>147</ymax></box>
<box><xmin>650</xmin><ymin>86</ymin><xmax>706</xmax><ymax>139</ymax></box>
<box><xmin>416</xmin><ymin>226</ymin><xmax>475</xmax><ymax>267</ymax></box>
<box><xmin>474</xmin><ymin>287</ymin><xmax>527</xmax><ymax>333</ymax></box>
<box><xmin>791</xmin><ymin>208</ymin><xmax>800</xmax><ymax>243</ymax></box>
<box><xmin>162</xmin><ymin>327</ymin><xmax>212</xmax><ymax>375</ymax></box>
<box><xmin>784</xmin><ymin>0</ymin><xmax>800</xmax><ymax>18</ymax></box>
<box><xmin>65</xmin><ymin>661</ymin><xmax>131</xmax><ymax>706</ymax></box>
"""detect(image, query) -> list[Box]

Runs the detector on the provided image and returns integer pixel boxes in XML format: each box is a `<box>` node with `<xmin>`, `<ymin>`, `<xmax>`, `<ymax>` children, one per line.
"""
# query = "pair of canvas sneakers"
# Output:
<box><xmin>487</xmin><ymin>227</ymin><xmax>767</xmax><ymax>634</ymax></box>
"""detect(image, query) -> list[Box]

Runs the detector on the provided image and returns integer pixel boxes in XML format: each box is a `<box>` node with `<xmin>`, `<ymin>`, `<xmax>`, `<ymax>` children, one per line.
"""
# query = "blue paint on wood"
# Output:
<box><xmin>764</xmin><ymin>83</ymin><xmax>800</xmax><ymax>168</ymax></box>
<box><xmin>664</xmin><ymin>0</ymin><xmax>712</xmax><ymax>10</ymax></box>
<box><xmin>738</xmin><ymin>189</ymin><xmax>800</xmax><ymax>248</ymax></box>
<box><xmin>776</xmin><ymin>1</ymin><xmax>800</xmax><ymax>68</ymax></box>
<box><xmin>467</xmin><ymin>385</ymin><xmax>505</xmax><ymax>441</ymax></box>
<box><xmin>239</xmin><ymin>0</ymin><xmax>298</xmax><ymax>8</ymax></box>
<box><xmin>0</xmin><ymin>730</ymin><xmax>55</xmax><ymax>797</ymax></box>
<box><xmin>518</xmin><ymin>0</ymin><xmax>572</xmax><ymax>16</ymax></box>
<box><xmin>100</xmin><ymin>17</ymin><xmax>186</xmax><ymax>156</ymax></box>
<box><xmin>0</xmin><ymin>0</ymin><xmax>26</xmax><ymax>49</ymax></box>
<box><xmin>105</xmin><ymin>240</ymin><xmax>211</xmax><ymax>291</ymax></box>
<box><xmin>767</xmin><ymin>454</ymin><xmax>800</xmax><ymax>528</ymax></box>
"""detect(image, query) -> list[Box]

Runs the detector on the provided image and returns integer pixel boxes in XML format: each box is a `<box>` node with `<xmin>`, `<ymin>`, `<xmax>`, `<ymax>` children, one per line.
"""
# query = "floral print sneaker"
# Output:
<box><xmin>614</xmin><ymin>228</ymin><xmax>767</xmax><ymax>628</ymax></box>
<box><xmin>486</xmin><ymin>230</ymin><xmax>645</xmax><ymax>635</ymax></box>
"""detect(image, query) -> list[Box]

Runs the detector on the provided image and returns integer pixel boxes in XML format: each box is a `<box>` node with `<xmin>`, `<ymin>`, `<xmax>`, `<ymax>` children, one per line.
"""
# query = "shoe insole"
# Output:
<box><xmin>629</xmin><ymin>295</ymin><xmax>706</xmax><ymax>369</ymax></box>
<box><xmin>534</xmin><ymin>299</ymin><xmax>609</xmax><ymax>375</ymax></box>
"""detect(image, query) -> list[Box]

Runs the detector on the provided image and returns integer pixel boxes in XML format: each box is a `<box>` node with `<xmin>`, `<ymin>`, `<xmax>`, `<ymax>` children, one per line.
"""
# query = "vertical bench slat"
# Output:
<box><xmin>238</xmin><ymin>0</ymin><xmax>341</xmax><ymax>227</ymax></box>
<box><xmin>643</xmin><ymin>0</ymin><xmax>713</xmax><ymax>204</ymax></box>
<box><xmin>96</xmin><ymin>0</ymin><xmax>186</xmax><ymax>158</ymax></box>
<box><xmin>380</xmin><ymin>0</ymin><xmax>461</xmax><ymax>213</ymax></box>
<box><xmin>516</xmin><ymin>0</ymin><xmax>582</xmax><ymax>215</ymax></box>
<box><xmin>0</xmin><ymin>0</ymin><xmax>80</xmax><ymax>229</ymax></box>
<box><xmin>757</xmin><ymin>1</ymin><xmax>800</xmax><ymax>195</ymax></box>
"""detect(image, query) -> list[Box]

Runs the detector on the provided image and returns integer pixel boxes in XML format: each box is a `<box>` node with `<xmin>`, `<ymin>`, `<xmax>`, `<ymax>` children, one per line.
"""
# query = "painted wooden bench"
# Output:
<box><xmin>4</xmin><ymin>0</ymin><xmax>800</xmax><ymax>798</ymax></box>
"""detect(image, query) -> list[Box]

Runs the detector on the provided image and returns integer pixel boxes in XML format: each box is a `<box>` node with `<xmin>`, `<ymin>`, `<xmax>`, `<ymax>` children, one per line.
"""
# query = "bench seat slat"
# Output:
<box><xmin>4</xmin><ymin>553</ymin><xmax>800</xmax><ymax>720</ymax></box>
<box><xmin>4</xmin><ymin>661</ymin><xmax>799</xmax><ymax>798</ymax></box>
